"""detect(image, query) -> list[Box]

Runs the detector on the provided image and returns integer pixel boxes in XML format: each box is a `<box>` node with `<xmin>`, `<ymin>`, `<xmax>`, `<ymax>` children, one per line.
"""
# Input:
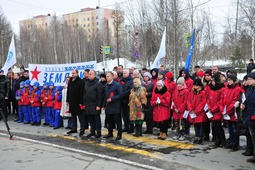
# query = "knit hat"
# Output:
<box><xmin>100</xmin><ymin>73</ymin><xmax>106</xmax><ymax>79</ymax></box>
<box><xmin>227</xmin><ymin>74</ymin><xmax>237</xmax><ymax>82</ymax></box>
<box><xmin>243</xmin><ymin>74</ymin><xmax>248</xmax><ymax>81</ymax></box>
<box><xmin>157</xmin><ymin>80</ymin><xmax>165</xmax><ymax>87</ymax></box>
<box><xmin>158</xmin><ymin>71</ymin><xmax>166</xmax><ymax>77</ymax></box>
<box><xmin>143</xmin><ymin>72</ymin><xmax>152</xmax><ymax>79</ymax></box>
<box><xmin>166</xmin><ymin>72</ymin><xmax>173</xmax><ymax>79</ymax></box>
<box><xmin>247</xmin><ymin>72</ymin><xmax>255</xmax><ymax>80</ymax></box>
<box><xmin>212</xmin><ymin>74</ymin><xmax>221</xmax><ymax>84</ymax></box>
<box><xmin>204</xmin><ymin>69</ymin><xmax>212</xmax><ymax>76</ymax></box>
<box><xmin>193</xmin><ymin>78</ymin><xmax>203</xmax><ymax>87</ymax></box>
<box><xmin>196</xmin><ymin>71</ymin><xmax>204</xmax><ymax>78</ymax></box>
<box><xmin>56</xmin><ymin>86</ymin><xmax>63</xmax><ymax>92</ymax></box>
<box><xmin>177</xmin><ymin>77</ymin><xmax>185</xmax><ymax>85</ymax></box>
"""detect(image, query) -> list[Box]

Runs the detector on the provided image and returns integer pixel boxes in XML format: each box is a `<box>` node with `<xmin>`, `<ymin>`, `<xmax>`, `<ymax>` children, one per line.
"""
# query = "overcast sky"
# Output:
<box><xmin>0</xmin><ymin>0</ymin><xmax>236</xmax><ymax>36</ymax></box>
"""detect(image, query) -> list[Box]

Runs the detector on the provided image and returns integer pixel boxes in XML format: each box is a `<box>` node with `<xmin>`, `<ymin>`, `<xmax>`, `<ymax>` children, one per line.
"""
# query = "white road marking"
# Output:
<box><xmin>0</xmin><ymin>133</ymin><xmax>163</xmax><ymax>170</ymax></box>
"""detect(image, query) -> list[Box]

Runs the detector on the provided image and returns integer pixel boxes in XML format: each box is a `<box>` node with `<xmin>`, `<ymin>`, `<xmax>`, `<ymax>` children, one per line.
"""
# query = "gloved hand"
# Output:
<box><xmin>80</xmin><ymin>105</ymin><xmax>85</xmax><ymax>110</ymax></box>
<box><xmin>156</xmin><ymin>97</ymin><xmax>161</xmax><ymax>104</ymax></box>
<box><xmin>234</xmin><ymin>101</ymin><xmax>240</xmax><ymax>108</ymax></box>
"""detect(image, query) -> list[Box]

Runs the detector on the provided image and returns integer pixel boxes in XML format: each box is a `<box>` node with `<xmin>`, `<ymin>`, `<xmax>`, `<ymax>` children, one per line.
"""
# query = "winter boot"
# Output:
<box><xmin>133</xmin><ymin>124</ymin><xmax>139</xmax><ymax>137</ymax></box>
<box><xmin>247</xmin><ymin>156</ymin><xmax>255</xmax><ymax>163</ymax></box>
<box><xmin>138</xmin><ymin>124</ymin><xmax>143</xmax><ymax>137</ymax></box>
<box><xmin>160</xmin><ymin>133</ymin><xmax>167</xmax><ymax>140</ymax></box>
<box><xmin>157</xmin><ymin>132</ymin><xmax>163</xmax><ymax>139</ymax></box>
<box><xmin>96</xmin><ymin>131</ymin><xmax>101</xmax><ymax>138</ymax></box>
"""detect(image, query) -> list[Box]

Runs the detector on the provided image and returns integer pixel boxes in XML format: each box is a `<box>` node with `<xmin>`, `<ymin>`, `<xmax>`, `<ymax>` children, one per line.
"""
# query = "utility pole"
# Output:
<box><xmin>173</xmin><ymin>0</ymin><xmax>178</xmax><ymax>78</ymax></box>
<box><xmin>235</xmin><ymin>0</ymin><xmax>239</xmax><ymax>41</ymax></box>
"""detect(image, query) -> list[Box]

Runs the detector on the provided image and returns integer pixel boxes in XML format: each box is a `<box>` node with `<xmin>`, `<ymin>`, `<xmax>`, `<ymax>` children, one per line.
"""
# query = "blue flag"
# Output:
<box><xmin>184</xmin><ymin>28</ymin><xmax>196</xmax><ymax>71</ymax></box>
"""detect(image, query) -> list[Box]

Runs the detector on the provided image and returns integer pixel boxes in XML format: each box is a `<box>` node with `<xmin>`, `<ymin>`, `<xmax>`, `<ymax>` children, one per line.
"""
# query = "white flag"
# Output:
<box><xmin>2</xmin><ymin>35</ymin><xmax>16</xmax><ymax>75</ymax></box>
<box><xmin>150</xmin><ymin>27</ymin><xmax>166</xmax><ymax>69</ymax></box>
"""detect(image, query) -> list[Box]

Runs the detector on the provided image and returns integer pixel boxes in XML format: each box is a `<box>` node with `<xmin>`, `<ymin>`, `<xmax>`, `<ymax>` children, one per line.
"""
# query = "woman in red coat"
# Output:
<box><xmin>220</xmin><ymin>74</ymin><xmax>242</xmax><ymax>151</ymax></box>
<box><xmin>207</xmin><ymin>74</ymin><xmax>226</xmax><ymax>148</ymax></box>
<box><xmin>187</xmin><ymin>78</ymin><xmax>207</xmax><ymax>144</ymax></box>
<box><xmin>172</xmin><ymin>77</ymin><xmax>189</xmax><ymax>141</ymax></box>
<box><xmin>151</xmin><ymin>80</ymin><xmax>171</xmax><ymax>140</ymax></box>
<box><xmin>179</xmin><ymin>68</ymin><xmax>193</xmax><ymax>91</ymax></box>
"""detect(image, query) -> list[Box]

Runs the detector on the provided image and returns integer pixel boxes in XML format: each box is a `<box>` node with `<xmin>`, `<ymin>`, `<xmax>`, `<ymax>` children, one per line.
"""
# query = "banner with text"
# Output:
<box><xmin>29</xmin><ymin>61</ymin><xmax>96</xmax><ymax>86</ymax></box>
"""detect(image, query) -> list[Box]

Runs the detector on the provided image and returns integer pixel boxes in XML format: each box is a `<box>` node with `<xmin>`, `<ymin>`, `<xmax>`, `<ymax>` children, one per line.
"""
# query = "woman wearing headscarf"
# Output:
<box><xmin>151</xmin><ymin>80</ymin><xmax>171</xmax><ymax>140</ymax></box>
<box><xmin>142</xmin><ymin>72</ymin><xmax>154</xmax><ymax>134</ymax></box>
<box><xmin>129</xmin><ymin>78</ymin><xmax>147</xmax><ymax>137</ymax></box>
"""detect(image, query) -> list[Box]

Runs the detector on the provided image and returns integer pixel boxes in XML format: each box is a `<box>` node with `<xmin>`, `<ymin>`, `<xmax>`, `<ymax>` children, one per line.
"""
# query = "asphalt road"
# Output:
<box><xmin>0</xmin><ymin>116</ymin><xmax>254</xmax><ymax>170</ymax></box>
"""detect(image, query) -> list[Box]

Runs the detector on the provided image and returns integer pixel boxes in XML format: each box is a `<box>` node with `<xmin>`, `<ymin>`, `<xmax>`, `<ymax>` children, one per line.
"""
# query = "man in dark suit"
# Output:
<box><xmin>66</xmin><ymin>69</ymin><xmax>85</xmax><ymax>136</ymax></box>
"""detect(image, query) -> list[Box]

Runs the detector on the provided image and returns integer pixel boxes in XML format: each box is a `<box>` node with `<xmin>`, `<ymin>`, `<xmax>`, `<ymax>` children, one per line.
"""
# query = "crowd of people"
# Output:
<box><xmin>0</xmin><ymin>63</ymin><xmax>255</xmax><ymax>163</ymax></box>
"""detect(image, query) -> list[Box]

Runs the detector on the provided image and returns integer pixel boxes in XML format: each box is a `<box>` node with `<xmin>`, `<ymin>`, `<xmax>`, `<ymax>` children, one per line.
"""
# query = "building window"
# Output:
<box><xmin>84</xmin><ymin>24</ymin><xmax>86</xmax><ymax>27</ymax></box>
<box><xmin>96</xmin><ymin>16</ymin><xmax>98</xmax><ymax>19</ymax></box>
<box><xmin>88</xmin><ymin>24</ymin><xmax>90</xmax><ymax>26</ymax></box>
<box><xmin>87</xmin><ymin>17</ymin><xmax>90</xmax><ymax>21</ymax></box>
<box><xmin>76</xmin><ymin>18</ymin><xmax>78</xmax><ymax>22</ymax></box>
<box><xmin>88</xmin><ymin>29</ymin><xmax>90</xmax><ymax>32</ymax></box>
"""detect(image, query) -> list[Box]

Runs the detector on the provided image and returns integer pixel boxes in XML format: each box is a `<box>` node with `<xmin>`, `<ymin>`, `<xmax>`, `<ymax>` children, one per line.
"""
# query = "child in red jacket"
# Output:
<box><xmin>207</xmin><ymin>74</ymin><xmax>226</xmax><ymax>148</ymax></box>
<box><xmin>187</xmin><ymin>78</ymin><xmax>207</xmax><ymax>144</ymax></box>
<box><xmin>220</xmin><ymin>74</ymin><xmax>242</xmax><ymax>151</ymax></box>
<box><xmin>53</xmin><ymin>86</ymin><xmax>63</xmax><ymax>129</ymax></box>
<box><xmin>30</xmin><ymin>82</ymin><xmax>41</xmax><ymax>126</ymax></box>
<box><xmin>172</xmin><ymin>77</ymin><xmax>189</xmax><ymax>141</ymax></box>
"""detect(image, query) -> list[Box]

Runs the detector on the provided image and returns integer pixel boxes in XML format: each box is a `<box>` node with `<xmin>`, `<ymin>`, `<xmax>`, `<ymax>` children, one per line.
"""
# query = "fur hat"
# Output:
<box><xmin>157</xmin><ymin>80</ymin><xmax>165</xmax><ymax>87</ymax></box>
<box><xmin>177</xmin><ymin>77</ymin><xmax>185</xmax><ymax>85</ymax></box>
<box><xmin>165</xmin><ymin>72</ymin><xmax>173</xmax><ymax>79</ymax></box>
<box><xmin>227</xmin><ymin>74</ymin><xmax>237</xmax><ymax>82</ymax></box>
<box><xmin>193</xmin><ymin>78</ymin><xmax>203</xmax><ymax>87</ymax></box>
<box><xmin>204</xmin><ymin>69</ymin><xmax>212</xmax><ymax>76</ymax></box>
<box><xmin>212</xmin><ymin>74</ymin><xmax>221</xmax><ymax>84</ymax></box>
<box><xmin>100</xmin><ymin>73</ymin><xmax>106</xmax><ymax>79</ymax></box>
<box><xmin>247</xmin><ymin>72</ymin><xmax>255</xmax><ymax>80</ymax></box>
<box><xmin>143</xmin><ymin>72</ymin><xmax>152</xmax><ymax>79</ymax></box>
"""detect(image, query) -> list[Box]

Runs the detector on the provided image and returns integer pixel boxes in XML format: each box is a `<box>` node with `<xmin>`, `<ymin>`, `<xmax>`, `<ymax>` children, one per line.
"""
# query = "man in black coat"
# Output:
<box><xmin>103</xmin><ymin>72</ymin><xmax>123</xmax><ymax>140</ymax></box>
<box><xmin>247</xmin><ymin>59</ymin><xmax>255</xmax><ymax>74</ymax></box>
<box><xmin>83</xmin><ymin>70</ymin><xmax>103</xmax><ymax>138</ymax></box>
<box><xmin>12</xmin><ymin>73</ymin><xmax>22</xmax><ymax>121</ymax></box>
<box><xmin>66</xmin><ymin>69</ymin><xmax>85</xmax><ymax>136</ymax></box>
<box><xmin>83</xmin><ymin>69</ymin><xmax>90</xmax><ymax>129</ymax></box>
<box><xmin>120</xmin><ymin>69</ymin><xmax>134</xmax><ymax>133</ymax></box>
<box><xmin>0</xmin><ymin>69</ymin><xmax>10</xmax><ymax>120</ymax></box>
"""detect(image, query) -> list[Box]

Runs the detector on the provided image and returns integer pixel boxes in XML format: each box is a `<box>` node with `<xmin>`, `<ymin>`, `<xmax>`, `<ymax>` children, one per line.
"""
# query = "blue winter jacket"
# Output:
<box><xmin>104</xmin><ymin>81</ymin><xmax>122</xmax><ymax>114</ymax></box>
<box><xmin>244</xmin><ymin>86</ymin><xmax>255</xmax><ymax>126</ymax></box>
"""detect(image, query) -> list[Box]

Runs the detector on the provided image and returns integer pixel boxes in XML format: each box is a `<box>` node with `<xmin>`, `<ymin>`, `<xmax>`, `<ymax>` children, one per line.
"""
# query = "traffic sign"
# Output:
<box><xmin>104</xmin><ymin>46</ymin><xmax>110</xmax><ymax>55</ymax></box>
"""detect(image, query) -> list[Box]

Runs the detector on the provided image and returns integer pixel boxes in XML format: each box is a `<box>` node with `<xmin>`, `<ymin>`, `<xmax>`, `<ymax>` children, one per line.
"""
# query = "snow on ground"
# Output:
<box><xmin>96</xmin><ymin>58</ymin><xmax>138</xmax><ymax>72</ymax></box>
<box><xmin>204</xmin><ymin>59</ymin><xmax>231</xmax><ymax>67</ymax></box>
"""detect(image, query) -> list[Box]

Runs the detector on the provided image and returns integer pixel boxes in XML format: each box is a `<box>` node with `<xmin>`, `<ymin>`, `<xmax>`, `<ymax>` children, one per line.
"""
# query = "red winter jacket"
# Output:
<box><xmin>185</xmin><ymin>77</ymin><xmax>194</xmax><ymax>91</ymax></box>
<box><xmin>207</xmin><ymin>87</ymin><xmax>224</xmax><ymax>121</ymax></box>
<box><xmin>40</xmin><ymin>89</ymin><xmax>48</xmax><ymax>107</ymax></box>
<box><xmin>187</xmin><ymin>90</ymin><xmax>207</xmax><ymax>123</ymax></box>
<box><xmin>220</xmin><ymin>84</ymin><xmax>242</xmax><ymax>122</ymax></box>
<box><xmin>172</xmin><ymin>86</ymin><xmax>189</xmax><ymax>120</ymax></box>
<box><xmin>30</xmin><ymin>89</ymin><xmax>41</xmax><ymax>107</ymax></box>
<box><xmin>16</xmin><ymin>89</ymin><xmax>23</xmax><ymax>106</ymax></box>
<box><xmin>165</xmin><ymin>80</ymin><xmax>177</xmax><ymax>103</ymax></box>
<box><xmin>46</xmin><ymin>90</ymin><xmax>55</xmax><ymax>107</ymax></box>
<box><xmin>21</xmin><ymin>87</ymin><xmax>30</xmax><ymax>106</ymax></box>
<box><xmin>54</xmin><ymin>92</ymin><xmax>62</xmax><ymax>110</ymax></box>
<box><xmin>151</xmin><ymin>86</ymin><xmax>171</xmax><ymax>122</ymax></box>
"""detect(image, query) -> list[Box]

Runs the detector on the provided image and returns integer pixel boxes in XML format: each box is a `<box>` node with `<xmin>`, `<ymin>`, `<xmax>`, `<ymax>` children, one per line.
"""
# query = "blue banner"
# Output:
<box><xmin>184</xmin><ymin>28</ymin><xmax>196</xmax><ymax>71</ymax></box>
